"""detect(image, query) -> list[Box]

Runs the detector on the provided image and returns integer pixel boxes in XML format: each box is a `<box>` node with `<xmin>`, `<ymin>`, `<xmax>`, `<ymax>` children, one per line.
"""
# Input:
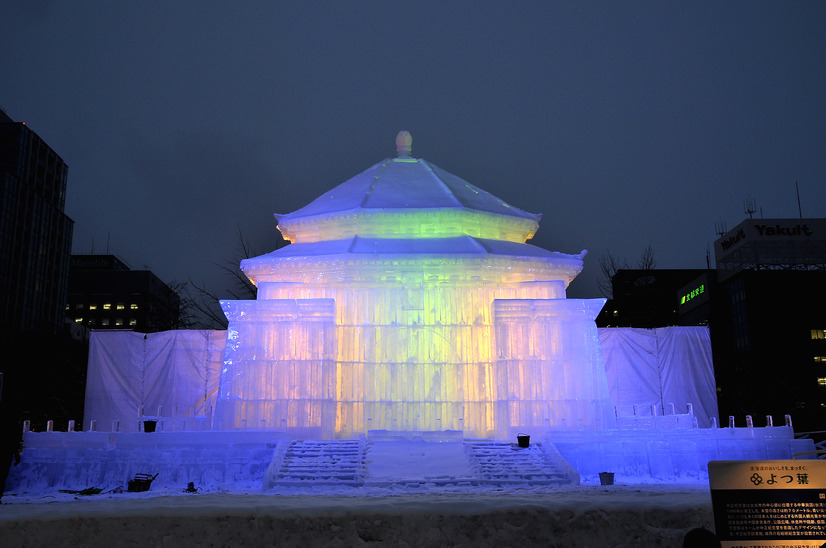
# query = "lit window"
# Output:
<box><xmin>74</xmin><ymin>317</ymin><xmax>83</xmax><ymax>323</ymax></box>
<box><xmin>102</xmin><ymin>319</ymin><xmax>110</xmax><ymax>326</ymax></box>
<box><xmin>818</xmin><ymin>378</ymin><xmax>826</xmax><ymax>386</ymax></box>
<box><xmin>89</xmin><ymin>304</ymin><xmax>97</xmax><ymax>310</ymax></box>
<box><xmin>129</xmin><ymin>319</ymin><xmax>137</xmax><ymax>326</ymax></box>
<box><xmin>65</xmin><ymin>304</ymin><xmax>70</xmax><ymax>310</ymax></box>
<box><xmin>816</xmin><ymin>357</ymin><xmax>826</xmax><ymax>364</ymax></box>
<box><xmin>115</xmin><ymin>318</ymin><xmax>123</xmax><ymax>326</ymax></box>
<box><xmin>103</xmin><ymin>304</ymin><xmax>112</xmax><ymax>310</ymax></box>
<box><xmin>130</xmin><ymin>304</ymin><xmax>139</xmax><ymax>310</ymax></box>
<box><xmin>812</xmin><ymin>330</ymin><xmax>826</xmax><ymax>340</ymax></box>
<box><xmin>116</xmin><ymin>303</ymin><xmax>125</xmax><ymax>310</ymax></box>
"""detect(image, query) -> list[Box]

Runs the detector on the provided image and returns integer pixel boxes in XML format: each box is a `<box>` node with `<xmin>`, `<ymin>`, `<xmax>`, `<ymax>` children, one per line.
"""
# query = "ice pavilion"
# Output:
<box><xmin>214</xmin><ymin>131</ymin><xmax>614</xmax><ymax>439</ymax></box>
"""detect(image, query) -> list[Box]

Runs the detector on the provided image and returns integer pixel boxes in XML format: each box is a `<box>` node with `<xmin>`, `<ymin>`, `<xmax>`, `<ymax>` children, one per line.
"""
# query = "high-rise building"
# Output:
<box><xmin>0</xmin><ymin>109</ymin><xmax>74</xmax><ymax>333</ymax></box>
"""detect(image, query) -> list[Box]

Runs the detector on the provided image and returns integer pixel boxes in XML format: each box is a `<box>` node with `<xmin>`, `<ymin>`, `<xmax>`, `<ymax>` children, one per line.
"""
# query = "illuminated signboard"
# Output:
<box><xmin>680</xmin><ymin>284</ymin><xmax>704</xmax><ymax>306</ymax></box>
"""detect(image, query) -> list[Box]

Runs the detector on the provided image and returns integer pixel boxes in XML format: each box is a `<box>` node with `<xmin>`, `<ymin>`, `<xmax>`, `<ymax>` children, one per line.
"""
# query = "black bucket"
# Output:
<box><xmin>143</xmin><ymin>420</ymin><xmax>157</xmax><ymax>433</ymax></box>
<box><xmin>599</xmin><ymin>472</ymin><xmax>614</xmax><ymax>485</ymax></box>
<box><xmin>517</xmin><ymin>433</ymin><xmax>530</xmax><ymax>448</ymax></box>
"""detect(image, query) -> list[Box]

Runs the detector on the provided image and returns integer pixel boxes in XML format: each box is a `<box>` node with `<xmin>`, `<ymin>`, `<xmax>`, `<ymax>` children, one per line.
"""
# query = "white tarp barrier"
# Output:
<box><xmin>84</xmin><ymin>327</ymin><xmax>717</xmax><ymax>432</ymax></box>
<box><xmin>599</xmin><ymin>326</ymin><xmax>717</xmax><ymax>429</ymax></box>
<box><xmin>84</xmin><ymin>330</ymin><xmax>225</xmax><ymax>432</ymax></box>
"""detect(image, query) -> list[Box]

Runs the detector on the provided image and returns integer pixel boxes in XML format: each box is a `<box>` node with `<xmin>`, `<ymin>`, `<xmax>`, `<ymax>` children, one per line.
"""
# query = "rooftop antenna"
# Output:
<box><xmin>714</xmin><ymin>220</ymin><xmax>727</xmax><ymax>237</ymax></box>
<box><xmin>743</xmin><ymin>197</ymin><xmax>757</xmax><ymax>219</ymax></box>
<box><xmin>796</xmin><ymin>181</ymin><xmax>803</xmax><ymax>218</ymax></box>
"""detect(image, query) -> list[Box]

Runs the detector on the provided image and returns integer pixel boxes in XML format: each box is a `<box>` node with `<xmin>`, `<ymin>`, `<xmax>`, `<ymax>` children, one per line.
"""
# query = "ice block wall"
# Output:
<box><xmin>214</xmin><ymin>257</ymin><xmax>613</xmax><ymax>438</ymax></box>
<box><xmin>214</xmin><ymin>299</ymin><xmax>337</xmax><ymax>437</ymax></box>
<box><xmin>493</xmin><ymin>299</ymin><xmax>615</xmax><ymax>437</ymax></box>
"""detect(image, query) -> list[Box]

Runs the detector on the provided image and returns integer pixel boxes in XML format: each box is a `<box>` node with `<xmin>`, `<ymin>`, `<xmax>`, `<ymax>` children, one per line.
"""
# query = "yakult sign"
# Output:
<box><xmin>714</xmin><ymin>218</ymin><xmax>825</xmax><ymax>276</ymax></box>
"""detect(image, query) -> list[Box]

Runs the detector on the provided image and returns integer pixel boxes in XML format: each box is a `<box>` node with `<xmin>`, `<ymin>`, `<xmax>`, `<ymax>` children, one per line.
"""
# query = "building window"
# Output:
<box><xmin>115</xmin><ymin>318</ymin><xmax>123</xmax><ymax>326</ymax></box>
<box><xmin>75</xmin><ymin>303</ymin><xmax>83</xmax><ymax>309</ymax></box>
<box><xmin>129</xmin><ymin>319</ymin><xmax>137</xmax><ymax>326</ymax></box>
<box><xmin>812</xmin><ymin>330</ymin><xmax>826</xmax><ymax>340</ymax></box>
<box><xmin>65</xmin><ymin>304</ymin><xmax>70</xmax><ymax>310</ymax></box>
<box><xmin>816</xmin><ymin>357</ymin><xmax>826</xmax><ymax>364</ymax></box>
<box><xmin>818</xmin><ymin>377</ymin><xmax>826</xmax><ymax>386</ymax></box>
<box><xmin>89</xmin><ymin>304</ymin><xmax>97</xmax><ymax>310</ymax></box>
<box><xmin>116</xmin><ymin>303</ymin><xmax>125</xmax><ymax>310</ymax></box>
<box><xmin>74</xmin><ymin>317</ymin><xmax>83</xmax><ymax>323</ymax></box>
<box><xmin>88</xmin><ymin>319</ymin><xmax>96</xmax><ymax>326</ymax></box>
<box><xmin>130</xmin><ymin>304</ymin><xmax>139</xmax><ymax>310</ymax></box>
<box><xmin>102</xmin><ymin>319</ymin><xmax>110</xmax><ymax>326</ymax></box>
<box><xmin>103</xmin><ymin>303</ymin><xmax>112</xmax><ymax>310</ymax></box>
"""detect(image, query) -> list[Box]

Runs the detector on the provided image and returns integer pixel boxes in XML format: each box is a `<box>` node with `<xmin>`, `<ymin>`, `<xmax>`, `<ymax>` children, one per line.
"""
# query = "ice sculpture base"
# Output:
<box><xmin>4</xmin><ymin>427</ymin><xmax>815</xmax><ymax>496</ymax></box>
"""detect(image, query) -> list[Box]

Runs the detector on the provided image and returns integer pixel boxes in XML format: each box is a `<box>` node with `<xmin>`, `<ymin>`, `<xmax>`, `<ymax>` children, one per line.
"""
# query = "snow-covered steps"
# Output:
<box><xmin>263</xmin><ymin>438</ymin><xmax>579</xmax><ymax>490</ymax></box>
<box><xmin>464</xmin><ymin>440</ymin><xmax>579</xmax><ymax>486</ymax></box>
<box><xmin>264</xmin><ymin>439</ymin><xmax>367</xmax><ymax>488</ymax></box>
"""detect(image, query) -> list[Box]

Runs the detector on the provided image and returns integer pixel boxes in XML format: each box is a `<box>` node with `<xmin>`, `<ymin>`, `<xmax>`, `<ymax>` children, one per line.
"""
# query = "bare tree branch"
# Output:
<box><xmin>638</xmin><ymin>243</ymin><xmax>656</xmax><ymax>271</ymax></box>
<box><xmin>185</xmin><ymin>225</ymin><xmax>263</xmax><ymax>329</ymax></box>
<box><xmin>598</xmin><ymin>245</ymin><xmax>657</xmax><ymax>298</ymax></box>
<box><xmin>598</xmin><ymin>251</ymin><xmax>628</xmax><ymax>298</ymax></box>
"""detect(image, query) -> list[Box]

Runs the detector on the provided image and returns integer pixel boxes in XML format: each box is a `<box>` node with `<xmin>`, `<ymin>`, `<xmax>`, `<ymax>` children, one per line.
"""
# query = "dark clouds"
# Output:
<box><xmin>1</xmin><ymin>2</ymin><xmax>824</xmax><ymax>300</ymax></box>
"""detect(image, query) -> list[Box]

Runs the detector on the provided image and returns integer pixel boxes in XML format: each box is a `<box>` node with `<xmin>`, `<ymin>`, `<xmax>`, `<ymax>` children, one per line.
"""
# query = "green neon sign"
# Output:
<box><xmin>680</xmin><ymin>284</ymin><xmax>705</xmax><ymax>306</ymax></box>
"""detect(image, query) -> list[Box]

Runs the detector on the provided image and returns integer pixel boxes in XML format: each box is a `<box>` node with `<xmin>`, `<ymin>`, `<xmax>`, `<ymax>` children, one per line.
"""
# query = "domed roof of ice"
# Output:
<box><xmin>244</xmin><ymin>132</ymin><xmax>586</xmax><ymax>285</ymax></box>
<box><xmin>275</xmin><ymin>132</ymin><xmax>541</xmax><ymax>244</ymax></box>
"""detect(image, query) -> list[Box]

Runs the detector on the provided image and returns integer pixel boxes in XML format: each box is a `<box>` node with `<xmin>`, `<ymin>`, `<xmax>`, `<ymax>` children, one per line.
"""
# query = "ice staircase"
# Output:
<box><xmin>264</xmin><ymin>438</ymin><xmax>367</xmax><ymax>488</ymax></box>
<box><xmin>464</xmin><ymin>440</ymin><xmax>579</xmax><ymax>486</ymax></box>
<box><xmin>264</xmin><ymin>438</ymin><xmax>578</xmax><ymax>489</ymax></box>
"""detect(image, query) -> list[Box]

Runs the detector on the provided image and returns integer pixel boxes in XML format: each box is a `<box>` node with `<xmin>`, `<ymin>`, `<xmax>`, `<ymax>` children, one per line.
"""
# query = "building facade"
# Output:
<box><xmin>0</xmin><ymin>109</ymin><xmax>74</xmax><ymax>333</ymax></box>
<box><xmin>67</xmin><ymin>255</ymin><xmax>181</xmax><ymax>332</ymax></box>
<box><xmin>597</xmin><ymin>269</ymin><xmax>706</xmax><ymax>328</ymax></box>
<box><xmin>710</xmin><ymin>219</ymin><xmax>826</xmax><ymax>432</ymax></box>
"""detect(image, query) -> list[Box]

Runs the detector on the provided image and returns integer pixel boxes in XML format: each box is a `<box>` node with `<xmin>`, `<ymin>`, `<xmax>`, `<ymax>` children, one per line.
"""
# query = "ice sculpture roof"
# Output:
<box><xmin>243</xmin><ymin>131</ymin><xmax>586</xmax><ymax>285</ymax></box>
<box><xmin>277</xmin><ymin>158</ymin><xmax>541</xmax><ymax>222</ymax></box>
<box><xmin>275</xmin><ymin>132</ymin><xmax>542</xmax><ymax>244</ymax></box>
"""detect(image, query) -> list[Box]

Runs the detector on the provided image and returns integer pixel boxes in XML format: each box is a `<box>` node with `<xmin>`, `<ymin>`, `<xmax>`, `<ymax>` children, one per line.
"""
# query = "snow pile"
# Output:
<box><xmin>1</xmin><ymin>485</ymin><xmax>715</xmax><ymax>547</ymax></box>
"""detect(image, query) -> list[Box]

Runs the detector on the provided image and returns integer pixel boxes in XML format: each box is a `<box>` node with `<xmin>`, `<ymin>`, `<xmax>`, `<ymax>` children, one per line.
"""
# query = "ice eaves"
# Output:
<box><xmin>243</xmin><ymin>236</ymin><xmax>582</xmax><ymax>261</ymax></box>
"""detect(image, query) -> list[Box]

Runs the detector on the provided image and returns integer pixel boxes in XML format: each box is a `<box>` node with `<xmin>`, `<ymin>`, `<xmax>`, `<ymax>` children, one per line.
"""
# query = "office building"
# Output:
<box><xmin>67</xmin><ymin>254</ymin><xmax>181</xmax><ymax>332</ymax></box>
<box><xmin>0</xmin><ymin>109</ymin><xmax>74</xmax><ymax>334</ymax></box>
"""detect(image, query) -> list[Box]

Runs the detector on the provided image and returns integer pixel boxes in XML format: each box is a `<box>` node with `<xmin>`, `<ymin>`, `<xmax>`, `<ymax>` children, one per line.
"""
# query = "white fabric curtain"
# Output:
<box><xmin>599</xmin><ymin>326</ymin><xmax>717</xmax><ymax>428</ymax></box>
<box><xmin>83</xmin><ymin>330</ymin><xmax>225</xmax><ymax>432</ymax></box>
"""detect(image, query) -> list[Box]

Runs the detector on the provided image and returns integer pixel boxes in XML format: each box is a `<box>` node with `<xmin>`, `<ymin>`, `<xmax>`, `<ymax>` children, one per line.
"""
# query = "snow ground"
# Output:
<box><xmin>0</xmin><ymin>483</ymin><xmax>714</xmax><ymax>547</ymax></box>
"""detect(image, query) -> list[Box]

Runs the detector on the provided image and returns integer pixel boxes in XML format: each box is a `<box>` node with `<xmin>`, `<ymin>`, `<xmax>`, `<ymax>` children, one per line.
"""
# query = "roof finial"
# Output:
<box><xmin>396</xmin><ymin>131</ymin><xmax>412</xmax><ymax>158</ymax></box>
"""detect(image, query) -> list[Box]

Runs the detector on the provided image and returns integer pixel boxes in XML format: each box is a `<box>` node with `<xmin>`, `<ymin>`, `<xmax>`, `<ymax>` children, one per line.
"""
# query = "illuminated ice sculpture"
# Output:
<box><xmin>214</xmin><ymin>132</ymin><xmax>615</xmax><ymax>439</ymax></box>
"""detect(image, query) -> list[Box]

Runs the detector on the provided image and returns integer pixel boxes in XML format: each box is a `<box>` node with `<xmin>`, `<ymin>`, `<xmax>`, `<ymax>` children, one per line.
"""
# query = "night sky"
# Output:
<box><xmin>2</xmin><ymin>2</ymin><xmax>824</xmax><ymax>306</ymax></box>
